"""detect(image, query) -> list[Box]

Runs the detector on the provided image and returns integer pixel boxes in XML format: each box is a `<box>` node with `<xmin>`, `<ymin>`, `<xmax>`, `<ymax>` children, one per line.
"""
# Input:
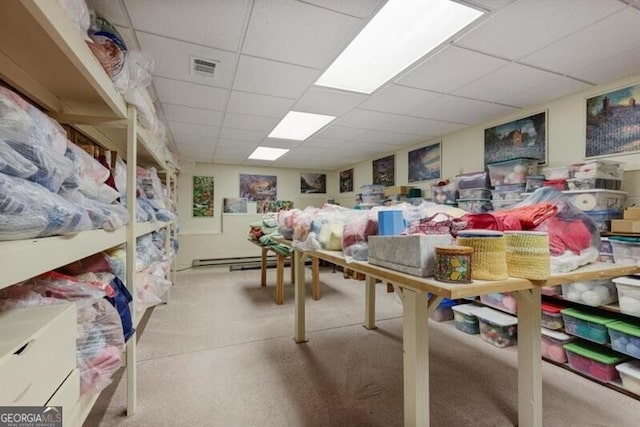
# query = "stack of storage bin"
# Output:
<box><xmin>431</xmin><ymin>180</ymin><xmax>458</xmax><ymax>206</ymax></box>
<box><xmin>486</xmin><ymin>158</ymin><xmax>538</xmax><ymax>210</ymax></box>
<box><xmin>358</xmin><ymin>184</ymin><xmax>385</xmax><ymax>209</ymax></box>
<box><xmin>562</xmin><ymin>160</ymin><xmax>626</xmax><ymax>231</ymax></box>
<box><xmin>454</xmin><ymin>171</ymin><xmax>492</xmax><ymax>212</ymax></box>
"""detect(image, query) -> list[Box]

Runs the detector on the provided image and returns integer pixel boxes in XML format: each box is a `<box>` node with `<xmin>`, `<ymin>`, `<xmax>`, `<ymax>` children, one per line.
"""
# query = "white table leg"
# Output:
<box><xmin>294</xmin><ymin>250</ymin><xmax>308</xmax><ymax>343</ymax></box>
<box><xmin>398</xmin><ymin>286</ymin><xmax>437</xmax><ymax>427</ymax></box>
<box><xmin>516</xmin><ymin>287</ymin><xmax>543</xmax><ymax>427</ymax></box>
<box><xmin>364</xmin><ymin>275</ymin><xmax>376</xmax><ymax>330</ymax></box>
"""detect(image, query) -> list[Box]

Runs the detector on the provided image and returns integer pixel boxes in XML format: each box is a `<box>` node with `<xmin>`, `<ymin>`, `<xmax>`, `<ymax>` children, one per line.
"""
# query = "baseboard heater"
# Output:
<box><xmin>193</xmin><ymin>256</ymin><xmax>309</xmax><ymax>271</ymax></box>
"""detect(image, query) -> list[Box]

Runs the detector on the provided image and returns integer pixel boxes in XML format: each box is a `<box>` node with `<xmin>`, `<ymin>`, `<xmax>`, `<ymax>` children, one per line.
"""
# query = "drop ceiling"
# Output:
<box><xmin>88</xmin><ymin>0</ymin><xmax>640</xmax><ymax>171</ymax></box>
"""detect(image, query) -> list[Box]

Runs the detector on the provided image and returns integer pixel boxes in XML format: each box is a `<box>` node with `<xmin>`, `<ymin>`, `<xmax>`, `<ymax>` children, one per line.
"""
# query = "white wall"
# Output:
<box><xmin>178</xmin><ymin>73</ymin><xmax>640</xmax><ymax>268</ymax></box>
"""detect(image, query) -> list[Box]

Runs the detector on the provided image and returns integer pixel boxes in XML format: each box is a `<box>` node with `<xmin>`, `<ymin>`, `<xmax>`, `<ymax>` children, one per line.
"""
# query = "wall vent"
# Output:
<box><xmin>190</xmin><ymin>56</ymin><xmax>218</xmax><ymax>78</ymax></box>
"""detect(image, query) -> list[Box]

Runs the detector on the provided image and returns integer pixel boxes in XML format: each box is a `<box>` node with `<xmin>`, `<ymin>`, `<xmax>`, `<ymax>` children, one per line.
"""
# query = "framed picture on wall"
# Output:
<box><xmin>300</xmin><ymin>173</ymin><xmax>326</xmax><ymax>194</ymax></box>
<box><xmin>257</xmin><ymin>200</ymin><xmax>293</xmax><ymax>214</ymax></box>
<box><xmin>192</xmin><ymin>176</ymin><xmax>214</xmax><ymax>217</ymax></box>
<box><xmin>484</xmin><ymin>111</ymin><xmax>547</xmax><ymax>165</ymax></box>
<box><xmin>408</xmin><ymin>142</ymin><xmax>441</xmax><ymax>183</ymax></box>
<box><xmin>585</xmin><ymin>82</ymin><xmax>640</xmax><ymax>158</ymax></box>
<box><xmin>339</xmin><ymin>168</ymin><xmax>354</xmax><ymax>193</ymax></box>
<box><xmin>372</xmin><ymin>155</ymin><xmax>395</xmax><ymax>187</ymax></box>
<box><xmin>239</xmin><ymin>174</ymin><xmax>277</xmax><ymax>202</ymax></box>
<box><xmin>223</xmin><ymin>198</ymin><xmax>248</xmax><ymax>214</ymax></box>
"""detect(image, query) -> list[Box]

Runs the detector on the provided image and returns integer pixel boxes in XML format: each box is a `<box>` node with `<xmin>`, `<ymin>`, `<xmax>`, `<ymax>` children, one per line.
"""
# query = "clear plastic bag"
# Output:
<box><xmin>0</xmin><ymin>138</ymin><xmax>37</xmax><ymax>178</ymax></box>
<box><xmin>0</xmin><ymin>173</ymin><xmax>92</xmax><ymax>240</ymax></box>
<box><xmin>87</xmin><ymin>14</ymin><xmax>127</xmax><ymax>79</ymax></box>
<box><xmin>58</xmin><ymin>187</ymin><xmax>129</xmax><ymax>231</ymax></box>
<box><xmin>57</xmin><ymin>0</ymin><xmax>91</xmax><ymax>39</ymax></box>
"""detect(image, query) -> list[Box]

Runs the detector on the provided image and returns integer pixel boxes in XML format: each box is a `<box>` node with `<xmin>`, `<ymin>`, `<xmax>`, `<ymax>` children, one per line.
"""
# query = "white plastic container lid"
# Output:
<box><xmin>612</xmin><ymin>276</ymin><xmax>640</xmax><ymax>288</ymax></box>
<box><xmin>615</xmin><ymin>360</ymin><xmax>640</xmax><ymax>379</ymax></box>
<box><xmin>541</xmin><ymin>327</ymin><xmax>572</xmax><ymax>341</ymax></box>
<box><xmin>475</xmin><ymin>307</ymin><xmax>518</xmax><ymax>326</ymax></box>
<box><xmin>452</xmin><ymin>304</ymin><xmax>484</xmax><ymax>316</ymax></box>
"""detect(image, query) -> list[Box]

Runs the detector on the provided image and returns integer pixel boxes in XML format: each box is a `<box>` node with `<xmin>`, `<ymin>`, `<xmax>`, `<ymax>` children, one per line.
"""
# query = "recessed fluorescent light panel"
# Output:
<box><xmin>315</xmin><ymin>0</ymin><xmax>484</xmax><ymax>94</ymax></box>
<box><xmin>248</xmin><ymin>146</ymin><xmax>289</xmax><ymax>161</ymax></box>
<box><xmin>268</xmin><ymin>111</ymin><xmax>336</xmax><ymax>141</ymax></box>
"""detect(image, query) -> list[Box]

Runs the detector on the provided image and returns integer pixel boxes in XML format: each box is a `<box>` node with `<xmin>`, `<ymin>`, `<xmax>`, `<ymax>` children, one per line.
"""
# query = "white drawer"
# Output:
<box><xmin>46</xmin><ymin>368</ymin><xmax>80</xmax><ymax>426</ymax></box>
<box><xmin>0</xmin><ymin>303</ymin><xmax>77</xmax><ymax>406</ymax></box>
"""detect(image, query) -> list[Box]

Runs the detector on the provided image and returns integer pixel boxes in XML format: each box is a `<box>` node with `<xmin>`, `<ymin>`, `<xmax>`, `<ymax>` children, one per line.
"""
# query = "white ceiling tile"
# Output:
<box><xmin>161</xmin><ymin>103</ymin><xmax>224</xmax><ymax>126</ymax></box>
<box><xmin>242</xmin><ymin>0</ymin><xmax>363</xmax><ymax>68</ymax></box>
<box><xmin>226</xmin><ymin>91</ymin><xmax>295</xmax><ymax>118</ymax></box>
<box><xmin>219</xmin><ymin>127</ymin><xmax>267</xmax><ymax>142</ymax></box>
<box><xmin>154</xmin><ymin>77</ymin><xmax>228</xmax><ymax>110</ymax></box>
<box><xmin>216</xmin><ymin>138</ymin><xmax>259</xmax><ymax>149</ymax></box>
<box><xmin>452</xmin><ymin>63</ymin><xmax>559</xmax><ymax>103</ymax></box>
<box><xmin>569</xmin><ymin>47</ymin><xmax>640</xmax><ymax>84</ymax></box>
<box><xmin>520</xmin><ymin>7</ymin><xmax>640</xmax><ymax>75</ymax></box>
<box><xmin>168</xmin><ymin>122</ymin><xmax>219</xmax><ymax>138</ymax></box>
<box><xmin>499</xmin><ymin>77</ymin><xmax>592</xmax><ymax>108</ymax></box>
<box><xmin>456</xmin><ymin>0</ymin><xmax>626</xmax><ymax>59</ymax></box>
<box><xmin>259</xmin><ymin>139</ymin><xmax>301</xmax><ymax>149</ymax></box>
<box><xmin>396</xmin><ymin>46</ymin><xmax>508</xmax><ymax>93</ymax></box>
<box><xmin>294</xmin><ymin>86</ymin><xmax>367</xmax><ymax>116</ymax></box>
<box><xmin>87</xmin><ymin>0</ymin><xmax>130</xmax><ymax>26</ymax></box>
<box><xmin>461</xmin><ymin>0</ymin><xmax>514</xmax><ymax>12</ymax></box>
<box><xmin>124</xmin><ymin>0</ymin><xmax>250</xmax><ymax>51</ymax></box>
<box><xmin>137</xmin><ymin>32</ymin><xmax>236</xmax><ymax>88</ymax></box>
<box><xmin>334</xmin><ymin>109</ymin><xmax>398</xmax><ymax>129</ymax></box>
<box><xmin>233</xmin><ymin>55</ymin><xmax>319</xmax><ymax>98</ymax></box>
<box><xmin>411</xmin><ymin>95</ymin><xmax>519</xmax><ymax>125</ymax></box>
<box><xmin>351</xmin><ymin>130</ymin><xmax>418</xmax><ymax>145</ymax></box>
<box><xmin>114</xmin><ymin>25</ymin><xmax>139</xmax><ymax>51</ymax></box>
<box><xmin>377</xmin><ymin>116</ymin><xmax>466</xmax><ymax>136</ymax></box>
<box><xmin>222</xmin><ymin>113</ymin><xmax>279</xmax><ymax>131</ymax></box>
<box><xmin>172</xmin><ymin>133</ymin><xmax>217</xmax><ymax>147</ymax></box>
<box><xmin>303</xmin><ymin>137</ymin><xmax>352</xmax><ymax>149</ymax></box>
<box><xmin>299</xmin><ymin>0</ymin><xmax>383</xmax><ymax>18</ymax></box>
<box><xmin>358</xmin><ymin>85</ymin><xmax>441</xmax><ymax>115</ymax></box>
<box><xmin>316</xmin><ymin>125</ymin><xmax>367</xmax><ymax>139</ymax></box>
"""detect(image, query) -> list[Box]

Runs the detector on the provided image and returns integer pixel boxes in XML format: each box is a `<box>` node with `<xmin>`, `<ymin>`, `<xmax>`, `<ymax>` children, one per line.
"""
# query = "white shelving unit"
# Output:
<box><xmin>0</xmin><ymin>1</ymin><xmax>175</xmax><ymax>424</ymax></box>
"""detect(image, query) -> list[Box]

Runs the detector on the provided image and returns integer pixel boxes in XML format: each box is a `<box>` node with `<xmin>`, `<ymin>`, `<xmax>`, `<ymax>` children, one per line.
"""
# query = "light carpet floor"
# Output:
<box><xmin>85</xmin><ymin>265</ymin><xmax>640</xmax><ymax>427</ymax></box>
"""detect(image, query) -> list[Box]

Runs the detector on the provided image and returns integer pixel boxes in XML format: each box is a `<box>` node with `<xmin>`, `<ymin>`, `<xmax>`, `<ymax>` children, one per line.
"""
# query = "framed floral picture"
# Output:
<box><xmin>372</xmin><ymin>155</ymin><xmax>395</xmax><ymax>187</ymax></box>
<box><xmin>192</xmin><ymin>176</ymin><xmax>214</xmax><ymax>217</ymax></box>
<box><xmin>408</xmin><ymin>142</ymin><xmax>441</xmax><ymax>183</ymax></box>
<box><xmin>586</xmin><ymin>82</ymin><xmax>640</xmax><ymax>158</ymax></box>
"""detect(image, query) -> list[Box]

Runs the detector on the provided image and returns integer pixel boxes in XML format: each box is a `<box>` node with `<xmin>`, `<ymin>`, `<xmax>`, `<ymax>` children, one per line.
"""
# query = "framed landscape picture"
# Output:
<box><xmin>339</xmin><ymin>168</ymin><xmax>354</xmax><ymax>193</ymax></box>
<box><xmin>223</xmin><ymin>198</ymin><xmax>248</xmax><ymax>214</ymax></box>
<box><xmin>586</xmin><ymin>82</ymin><xmax>640</xmax><ymax>158</ymax></box>
<box><xmin>408</xmin><ymin>142</ymin><xmax>441</xmax><ymax>183</ymax></box>
<box><xmin>300</xmin><ymin>173</ymin><xmax>326</xmax><ymax>194</ymax></box>
<box><xmin>484</xmin><ymin>111</ymin><xmax>547</xmax><ymax>165</ymax></box>
<box><xmin>372</xmin><ymin>155</ymin><xmax>395</xmax><ymax>187</ymax></box>
<box><xmin>239</xmin><ymin>174</ymin><xmax>277</xmax><ymax>202</ymax></box>
<box><xmin>192</xmin><ymin>176</ymin><xmax>214</xmax><ymax>217</ymax></box>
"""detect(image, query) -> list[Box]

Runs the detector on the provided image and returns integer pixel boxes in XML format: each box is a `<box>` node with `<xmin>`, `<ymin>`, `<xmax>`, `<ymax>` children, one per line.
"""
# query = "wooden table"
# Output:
<box><xmin>292</xmin><ymin>249</ymin><xmax>640</xmax><ymax>427</ymax></box>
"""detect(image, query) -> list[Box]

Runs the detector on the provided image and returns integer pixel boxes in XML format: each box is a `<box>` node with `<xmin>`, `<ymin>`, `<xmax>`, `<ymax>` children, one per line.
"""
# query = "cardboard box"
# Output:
<box><xmin>384</xmin><ymin>186</ymin><xmax>414</xmax><ymax>196</ymax></box>
<box><xmin>611</xmin><ymin>219</ymin><xmax>640</xmax><ymax>234</ymax></box>
<box><xmin>624</xmin><ymin>208</ymin><xmax>640</xmax><ymax>220</ymax></box>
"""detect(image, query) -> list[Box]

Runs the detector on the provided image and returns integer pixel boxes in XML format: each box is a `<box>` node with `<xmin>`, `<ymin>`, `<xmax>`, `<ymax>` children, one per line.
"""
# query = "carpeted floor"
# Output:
<box><xmin>85</xmin><ymin>265</ymin><xmax>640</xmax><ymax>427</ymax></box>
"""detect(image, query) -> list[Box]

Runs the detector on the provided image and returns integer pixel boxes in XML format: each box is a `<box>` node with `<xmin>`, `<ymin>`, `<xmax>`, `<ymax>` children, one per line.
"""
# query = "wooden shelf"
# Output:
<box><xmin>0</xmin><ymin>228</ymin><xmax>126</xmax><ymax>290</ymax></box>
<box><xmin>136</xmin><ymin>221</ymin><xmax>172</xmax><ymax>238</ymax></box>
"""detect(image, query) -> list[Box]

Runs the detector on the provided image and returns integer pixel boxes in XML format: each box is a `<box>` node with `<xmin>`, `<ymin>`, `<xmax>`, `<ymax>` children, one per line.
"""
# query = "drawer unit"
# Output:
<box><xmin>46</xmin><ymin>368</ymin><xmax>80</xmax><ymax>423</ymax></box>
<box><xmin>0</xmin><ymin>303</ymin><xmax>77</xmax><ymax>406</ymax></box>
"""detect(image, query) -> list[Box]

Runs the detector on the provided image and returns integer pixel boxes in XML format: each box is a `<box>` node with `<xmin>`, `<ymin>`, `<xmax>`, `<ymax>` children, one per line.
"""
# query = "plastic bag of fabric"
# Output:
<box><xmin>58</xmin><ymin>187</ymin><xmax>129</xmax><ymax>231</ymax></box>
<box><xmin>65</xmin><ymin>142</ymin><xmax>110</xmax><ymax>184</ymax></box>
<box><xmin>0</xmin><ymin>138</ymin><xmax>37</xmax><ymax>178</ymax></box>
<box><xmin>342</xmin><ymin>209</ymin><xmax>378</xmax><ymax>261</ymax></box>
<box><xmin>57</xmin><ymin>0</ymin><xmax>91</xmax><ymax>39</ymax></box>
<box><xmin>294</xmin><ymin>204</ymin><xmax>356</xmax><ymax>252</ymax></box>
<box><xmin>0</xmin><ymin>173</ymin><xmax>92</xmax><ymax>240</ymax></box>
<box><xmin>60</xmin><ymin>252</ymin><xmax>112</xmax><ymax>276</ymax></box>
<box><xmin>87</xmin><ymin>14</ymin><xmax>127</xmax><ymax>79</ymax></box>
<box><xmin>134</xmin><ymin>269</ymin><xmax>170</xmax><ymax>316</ymax></box>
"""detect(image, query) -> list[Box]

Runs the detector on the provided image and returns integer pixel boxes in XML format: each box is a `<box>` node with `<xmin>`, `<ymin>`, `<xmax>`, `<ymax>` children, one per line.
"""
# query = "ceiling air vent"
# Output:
<box><xmin>190</xmin><ymin>56</ymin><xmax>218</xmax><ymax>78</ymax></box>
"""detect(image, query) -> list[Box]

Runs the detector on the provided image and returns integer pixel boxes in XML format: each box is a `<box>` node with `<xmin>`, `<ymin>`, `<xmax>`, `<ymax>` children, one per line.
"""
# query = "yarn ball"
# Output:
<box><xmin>548</xmin><ymin>345</ymin><xmax>566</xmax><ymax>362</ymax></box>
<box><xmin>594</xmin><ymin>286</ymin><xmax>612</xmax><ymax>303</ymax></box>
<box><xmin>581</xmin><ymin>290</ymin><xmax>601</xmax><ymax>306</ymax></box>
<box><xmin>620</xmin><ymin>296</ymin><xmax>640</xmax><ymax>315</ymax></box>
<box><xmin>573</xmin><ymin>282</ymin><xmax>592</xmax><ymax>292</ymax></box>
<box><xmin>541</xmin><ymin>339</ymin><xmax>550</xmax><ymax>355</ymax></box>
<box><xmin>626</xmin><ymin>343</ymin><xmax>640</xmax><ymax>358</ymax></box>
<box><xmin>502</xmin><ymin>295</ymin><xmax>517</xmax><ymax>313</ymax></box>
<box><xmin>566</xmin><ymin>290</ymin><xmax>581</xmax><ymax>302</ymax></box>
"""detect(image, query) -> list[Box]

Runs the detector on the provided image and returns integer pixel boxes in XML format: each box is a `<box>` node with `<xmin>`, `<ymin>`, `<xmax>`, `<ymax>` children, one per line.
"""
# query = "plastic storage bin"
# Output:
<box><xmin>378</xmin><ymin>210</ymin><xmax>405</xmax><ymax>236</ymax></box>
<box><xmin>566</xmin><ymin>177</ymin><xmax>622</xmax><ymax>191</ymax></box>
<box><xmin>429</xmin><ymin>298</ymin><xmax>458</xmax><ymax>322</ymax></box>
<box><xmin>561</xmin><ymin>279</ymin><xmax>618</xmax><ymax>307</ymax></box>
<box><xmin>486</xmin><ymin>158</ymin><xmax>538</xmax><ymax>186</ymax></box>
<box><xmin>431</xmin><ymin>181</ymin><xmax>458</xmax><ymax>205</ymax></box>
<box><xmin>609</xmin><ymin>237</ymin><xmax>640</xmax><ymax>266</ymax></box>
<box><xmin>543</xmin><ymin>179</ymin><xmax>567</xmax><ymax>190</ymax></box>
<box><xmin>541</xmin><ymin>301</ymin><xmax>566</xmax><ymax>330</ymax></box>
<box><xmin>607</xmin><ymin>321</ymin><xmax>640</xmax><ymax>358</ymax></box>
<box><xmin>585</xmin><ymin>210</ymin><xmax>623</xmax><ymax>232</ymax></box>
<box><xmin>458</xmin><ymin>188</ymin><xmax>491</xmax><ymax>199</ymax></box>
<box><xmin>541</xmin><ymin>328</ymin><xmax>573</xmax><ymax>363</ymax></box>
<box><xmin>480</xmin><ymin>292</ymin><xmax>518</xmax><ymax>314</ymax></box>
<box><xmin>612</xmin><ymin>276</ymin><xmax>640</xmax><ymax>317</ymax></box>
<box><xmin>542</xmin><ymin>166</ymin><xmax>570</xmax><ymax>180</ymax></box>
<box><xmin>615</xmin><ymin>361</ymin><xmax>640</xmax><ymax>395</ymax></box>
<box><xmin>541</xmin><ymin>286</ymin><xmax>561</xmax><ymax>296</ymax></box>
<box><xmin>455</xmin><ymin>171</ymin><xmax>490</xmax><ymax>190</ymax></box>
<box><xmin>491</xmin><ymin>184</ymin><xmax>526</xmax><ymax>201</ymax></box>
<box><xmin>569</xmin><ymin>160</ymin><xmax>624</xmax><ymax>180</ymax></box>
<box><xmin>563</xmin><ymin>189</ymin><xmax>627</xmax><ymax>212</ymax></box>
<box><xmin>457</xmin><ymin>198</ymin><xmax>492</xmax><ymax>213</ymax></box>
<box><xmin>564</xmin><ymin>340</ymin><xmax>626</xmax><ymax>382</ymax></box>
<box><xmin>526</xmin><ymin>175</ymin><xmax>545</xmax><ymax>192</ymax></box>
<box><xmin>475</xmin><ymin>307</ymin><xmax>518</xmax><ymax>348</ymax></box>
<box><xmin>491</xmin><ymin>199</ymin><xmax>522</xmax><ymax>210</ymax></box>
<box><xmin>561</xmin><ymin>308</ymin><xmax>618</xmax><ymax>344</ymax></box>
<box><xmin>452</xmin><ymin>304</ymin><xmax>483</xmax><ymax>335</ymax></box>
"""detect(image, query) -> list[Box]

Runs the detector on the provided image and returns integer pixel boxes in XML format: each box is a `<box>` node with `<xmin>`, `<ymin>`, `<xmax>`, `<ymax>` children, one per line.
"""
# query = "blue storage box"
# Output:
<box><xmin>378</xmin><ymin>210</ymin><xmax>405</xmax><ymax>235</ymax></box>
